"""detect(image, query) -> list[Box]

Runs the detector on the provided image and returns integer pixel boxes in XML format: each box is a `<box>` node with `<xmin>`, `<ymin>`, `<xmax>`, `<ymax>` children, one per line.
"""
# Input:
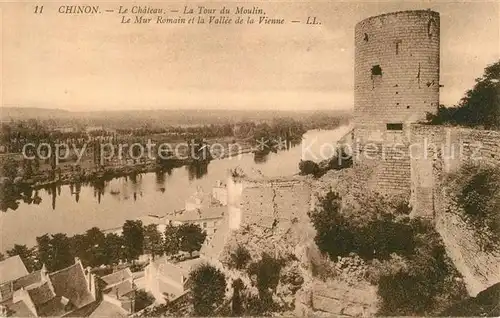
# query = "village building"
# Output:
<box><xmin>96</xmin><ymin>268</ymin><xmax>136</xmax><ymax>315</ymax></box>
<box><xmin>0</xmin><ymin>256</ymin><xmax>141</xmax><ymax>317</ymax></box>
<box><xmin>0</xmin><ymin>256</ymin><xmax>99</xmax><ymax>317</ymax></box>
<box><xmin>211</xmin><ymin>180</ymin><xmax>228</xmax><ymax>206</ymax></box>
<box><xmin>165</xmin><ymin>206</ymin><xmax>225</xmax><ymax>238</ymax></box>
<box><xmin>52</xmin><ymin>127</ymin><xmax>75</xmax><ymax>133</ymax></box>
<box><xmin>143</xmin><ymin>256</ymin><xmax>199</xmax><ymax>303</ymax></box>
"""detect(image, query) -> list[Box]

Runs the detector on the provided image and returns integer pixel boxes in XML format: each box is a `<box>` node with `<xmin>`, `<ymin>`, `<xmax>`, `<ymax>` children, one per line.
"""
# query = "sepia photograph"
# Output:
<box><xmin>0</xmin><ymin>0</ymin><xmax>499</xmax><ymax>316</ymax></box>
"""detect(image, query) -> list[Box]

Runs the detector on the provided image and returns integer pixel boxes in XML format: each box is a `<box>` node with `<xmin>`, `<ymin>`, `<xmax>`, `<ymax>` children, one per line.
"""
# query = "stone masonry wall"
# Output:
<box><xmin>409</xmin><ymin>124</ymin><xmax>500</xmax><ymax>296</ymax></box>
<box><xmin>353</xmin><ymin>141</ymin><xmax>411</xmax><ymax>194</ymax></box>
<box><xmin>354</xmin><ymin>10</ymin><xmax>440</xmax><ymax>132</ymax></box>
<box><xmin>239</xmin><ymin>178</ymin><xmax>312</xmax><ymax>229</ymax></box>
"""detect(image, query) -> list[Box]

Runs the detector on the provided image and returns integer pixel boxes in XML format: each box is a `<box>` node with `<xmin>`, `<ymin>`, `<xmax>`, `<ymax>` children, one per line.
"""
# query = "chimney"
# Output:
<box><xmin>40</xmin><ymin>264</ymin><xmax>48</xmax><ymax>282</ymax></box>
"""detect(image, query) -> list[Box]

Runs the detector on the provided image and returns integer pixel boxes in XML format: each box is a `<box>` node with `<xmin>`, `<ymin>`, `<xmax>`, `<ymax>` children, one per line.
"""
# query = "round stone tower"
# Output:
<box><xmin>354</xmin><ymin>10</ymin><xmax>440</xmax><ymax>142</ymax></box>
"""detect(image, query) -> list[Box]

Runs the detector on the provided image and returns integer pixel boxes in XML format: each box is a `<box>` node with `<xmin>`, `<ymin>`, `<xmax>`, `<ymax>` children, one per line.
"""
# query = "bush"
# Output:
<box><xmin>134</xmin><ymin>290</ymin><xmax>155</xmax><ymax>312</ymax></box>
<box><xmin>376</xmin><ymin>219</ymin><xmax>468</xmax><ymax>316</ymax></box>
<box><xmin>327</xmin><ymin>146</ymin><xmax>353</xmax><ymax>170</ymax></box>
<box><xmin>309</xmin><ymin>191</ymin><xmax>416</xmax><ymax>261</ymax></box>
<box><xmin>309</xmin><ymin>191</ymin><xmax>468</xmax><ymax>315</ymax></box>
<box><xmin>228</xmin><ymin>245</ymin><xmax>251</xmax><ymax>270</ymax></box>
<box><xmin>189</xmin><ymin>264</ymin><xmax>227</xmax><ymax>316</ymax></box>
<box><xmin>299</xmin><ymin>147</ymin><xmax>353</xmax><ymax>178</ymax></box>
<box><xmin>244</xmin><ymin>293</ymin><xmax>276</xmax><ymax>316</ymax></box>
<box><xmin>298</xmin><ymin>160</ymin><xmax>320</xmax><ymax>177</ymax></box>
<box><xmin>450</xmin><ymin>163</ymin><xmax>500</xmax><ymax>246</ymax></box>
<box><xmin>247</xmin><ymin>253</ymin><xmax>284</xmax><ymax>297</ymax></box>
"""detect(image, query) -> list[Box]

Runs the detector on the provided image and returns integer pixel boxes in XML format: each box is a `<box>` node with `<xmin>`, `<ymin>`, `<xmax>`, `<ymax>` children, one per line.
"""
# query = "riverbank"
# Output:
<box><xmin>0</xmin><ymin>128</ymin><xmax>351</xmax><ymax>249</ymax></box>
<box><xmin>4</xmin><ymin>144</ymin><xmax>255</xmax><ymax>191</ymax></box>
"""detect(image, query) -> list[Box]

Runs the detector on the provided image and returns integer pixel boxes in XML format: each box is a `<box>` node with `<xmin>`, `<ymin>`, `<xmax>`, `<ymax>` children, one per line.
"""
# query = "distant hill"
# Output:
<box><xmin>0</xmin><ymin>107</ymin><xmax>72</xmax><ymax>121</ymax></box>
<box><xmin>0</xmin><ymin>107</ymin><xmax>352</xmax><ymax>128</ymax></box>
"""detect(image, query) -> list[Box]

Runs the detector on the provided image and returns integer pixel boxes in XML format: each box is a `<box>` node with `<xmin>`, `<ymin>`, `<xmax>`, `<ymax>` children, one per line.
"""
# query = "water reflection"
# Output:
<box><xmin>0</xmin><ymin>183</ymin><xmax>42</xmax><ymax>212</ymax></box>
<box><xmin>253</xmin><ymin>152</ymin><xmax>269</xmax><ymax>163</ymax></box>
<box><xmin>155</xmin><ymin>167</ymin><xmax>172</xmax><ymax>193</ymax></box>
<box><xmin>0</xmin><ymin>129</ymin><xmax>341</xmax><ymax>213</ymax></box>
<box><xmin>186</xmin><ymin>162</ymin><xmax>209</xmax><ymax>181</ymax></box>
<box><xmin>1</xmin><ymin>128</ymin><xmax>352</xmax><ymax>249</ymax></box>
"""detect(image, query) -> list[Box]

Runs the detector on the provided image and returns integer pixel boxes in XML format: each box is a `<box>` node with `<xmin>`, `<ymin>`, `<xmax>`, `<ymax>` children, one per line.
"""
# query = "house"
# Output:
<box><xmin>0</xmin><ymin>257</ymin><xmax>98</xmax><ymax>317</ymax></box>
<box><xmin>136</xmin><ymin>214</ymin><xmax>168</xmax><ymax>235</ymax></box>
<box><xmin>97</xmin><ymin>268</ymin><xmax>136</xmax><ymax>315</ymax></box>
<box><xmin>143</xmin><ymin>256</ymin><xmax>199</xmax><ymax>303</ymax></box>
<box><xmin>0</xmin><ymin>255</ymin><xmax>29</xmax><ymax>293</ymax></box>
<box><xmin>52</xmin><ymin>127</ymin><xmax>75</xmax><ymax>133</ymax></box>
<box><xmin>165</xmin><ymin>206</ymin><xmax>226</xmax><ymax>239</ymax></box>
<box><xmin>85</xmin><ymin>126</ymin><xmax>103</xmax><ymax>133</ymax></box>
<box><xmin>212</xmin><ymin>180</ymin><xmax>228</xmax><ymax>206</ymax></box>
<box><xmin>136</xmin><ymin>207</ymin><xmax>226</xmax><ymax>242</ymax></box>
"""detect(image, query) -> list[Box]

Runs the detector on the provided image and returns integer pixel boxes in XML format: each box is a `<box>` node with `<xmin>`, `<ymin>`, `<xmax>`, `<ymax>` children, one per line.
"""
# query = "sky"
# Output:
<box><xmin>1</xmin><ymin>0</ymin><xmax>499</xmax><ymax>111</ymax></box>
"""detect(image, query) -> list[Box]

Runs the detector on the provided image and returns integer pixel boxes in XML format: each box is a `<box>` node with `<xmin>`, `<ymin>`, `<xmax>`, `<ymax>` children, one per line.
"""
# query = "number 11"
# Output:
<box><xmin>34</xmin><ymin>5</ymin><xmax>44</xmax><ymax>14</ymax></box>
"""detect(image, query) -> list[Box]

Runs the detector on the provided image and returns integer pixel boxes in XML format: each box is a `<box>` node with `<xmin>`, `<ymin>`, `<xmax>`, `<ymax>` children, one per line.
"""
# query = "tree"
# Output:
<box><xmin>248</xmin><ymin>253</ymin><xmax>283</xmax><ymax>299</ymax></box>
<box><xmin>79</xmin><ymin>227</ymin><xmax>107</xmax><ymax>267</ymax></box>
<box><xmin>163</xmin><ymin>224</ymin><xmax>180</xmax><ymax>256</ymax></box>
<box><xmin>37</xmin><ymin>234</ymin><xmax>53</xmax><ymax>270</ymax></box>
<box><xmin>6</xmin><ymin>244</ymin><xmax>37</xmax><ymax>272</ymax></box>
<box><xmin>189</xmin><ymin>264</ymin><xmax>227</xmax><ymax>316</ymax></box>
<box><xmin>2</xmin><ymin>157</ymin><xmax>19</xmax><ymax>181</ymax></box>
<box><xmin>122</xmin><ymin>220</ymin><xmax>144</xmax><ymax>262</ymax></box>
<box><xmin>70</xmin><ymin>234</ymin><xmax>90</xmax><ymax>265</ymax></box>
<box><xmin>456</xmin><ymin>61</ymin><xmax>500</xmax><ymax>129</ymax></box>
<box><xmin>228</xmin><ymin>245</ymin><xmax>251</xmax><ymax>270</ymax></box>
<box><xmin>0</xmin><ymin>252</ymin><xmax>4</xmax><ymax>261</ymax></box>
<box><xmin>143</xmin><ymin>224</ymin><xmax>164</xmax><ymax>258</ymax></box>
<box><xmin>23</xmin><ymin>159</ymin><xmax>33</xmax><ymax>179</ymax></box>
<box><xmin>103</xmin><ymin>233</ymin><xmax>124</xmax><ymax>265</ymax></box>
<box><xmin>308</xmin><ymin>191</ymin><xmax>355</xmax><ymax>259</ymax></box>
<box><xmin>427</xmin><ymin>60</ymin><xmax>500</xmax><ymax>129</ymax></box>
<box><xmin>231</xmin><ymin>279</ymin><xmax>244</xmax><ymax>316</ymax></box>
<box><xmin>50</xmin><ymin>233</ymin><xmax>74</xmax><ymax>271</ymax></box>
<box><xmin>37</xmin><ymin>233</ymin><xmax>74</xmax><ymax>271</ymax></box>
<box><xmin>177</xmin><ymin>223</ymin><xmax>207</xmax><ymax>255</ymax></box>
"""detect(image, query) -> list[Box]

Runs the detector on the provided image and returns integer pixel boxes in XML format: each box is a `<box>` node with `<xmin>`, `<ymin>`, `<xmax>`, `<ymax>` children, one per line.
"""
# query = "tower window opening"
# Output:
<box><xmin>395</xmin><ymin>40</ymin><xmax>402</xmax><ymax>55</ymax></box>
<box><xmin>371</xmin><ymin>65</ymin><xmax>382</xmax><ymax>76</ymax></box>
<box><xmin>364</xmin><ymin>33</ymin><xmax>369</xmax><ymax>42</ymax></box>
<box><xmin>427</xmin><ymin>18</ymin><xmax>437</xmax><ymax>37</ymax></box>
<box><xmin>387</xmin><ymin>123</ymin><xmax>403</xmax><ymax>131</ymax></box>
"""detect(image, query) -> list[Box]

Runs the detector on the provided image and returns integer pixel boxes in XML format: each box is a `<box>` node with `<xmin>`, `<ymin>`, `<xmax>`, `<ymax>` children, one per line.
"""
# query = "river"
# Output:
<box><xmin>0</xmin><ymin>127</ymin><xmax>350</xmax><ymax>250</ymax></box>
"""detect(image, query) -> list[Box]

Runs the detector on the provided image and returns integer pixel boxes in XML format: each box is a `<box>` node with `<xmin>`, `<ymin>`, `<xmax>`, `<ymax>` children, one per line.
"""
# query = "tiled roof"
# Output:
<box><xmin>168</xmin><ymin>206</ymin><xmax>226</xmax><ymax>222</ymax></box>
<box><xmin>158</xmin><ymin>279</ymin><xmax>184</xmax><ymax>299</ymax></box>
<box><xmin>13</xmin><ymin>270</ymin><xmax>42</xmax><ymax>290</ymax></box>
<box><xmin>89</xmin><ymin>300</ymin><xmax>129</xmax><ymax>317</ymax></box>
<box><xmin>0</xmin><ymin>255</ymin><xmax>29</xmax><ymax>284</ymax></box>
<box><xmin>105</xmin><ymin>280</ymin><xmax>134</xmax><ymax>298</ymax></box>
<box><xmin>152</xmin><ymin>257</ymin><xmax>188</xmax><ymax>280</ymax></box>
<box><xmin>100</xmin><ymin>268</ymin><xmax>132</xmax><ymax>287</ymax></box>
<box><xmin>36</xmin><ymin>296</ymin><xmax>67</xmax><ymax>317</ymax></box>
<box><xmin>136</xmin><ymin>214</ymin><xmax>166</xmax><ymax>226</ymax></box>
<box><xmin>150</xmin><ymin>257</ymin><xmax>200</xmax><ymax>287</ymax></box>
<box><xmin>48</xmin><ymin>262</ymin><xmax>94</xmax><ymax>308</ymax></box>
<box><xmin>27</xmin><ymin>281</ymin><xmax>55</xmax><ymax>306</ymax></box>
<box><xmin>4</xmin><ymin>298</ymin><xmax>36</xmax><ymax>317</ymax></box>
